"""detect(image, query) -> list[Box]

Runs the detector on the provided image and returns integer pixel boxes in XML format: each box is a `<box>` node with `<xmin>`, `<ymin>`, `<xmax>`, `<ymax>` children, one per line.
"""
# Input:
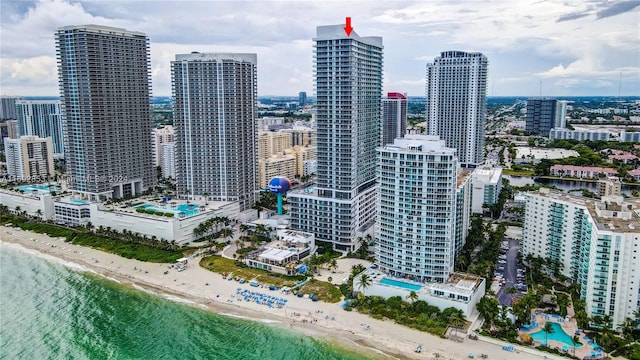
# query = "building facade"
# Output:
<box><xmin>15</xmin><ymin>100</ymin><xmax>64</xmax><ymax>156</ymax></box>
<box><xmin>258</xmin><ymin>154</ymin><xmax>296</xmax><ymax>188</ymax></box>
<box><xmin>0</xmin><ymin>96</ymin><xmax>22</xmax><ymax>120</ymax></box>
<box><xmin>4</xmin><ymin>136</ymin><xmax>55</xmax><ymax>180</ymax></box>
<box><xmin>382</xmin><ymin>92</ymin><xmax>407</xmax><ymax>146</ymax></box>
<box><xmin>298</xmin><ymin>91</ymin><xmax>307</xmax><ymax>107</ymax></box>
<box><xmin>471</xmin><ymin>167</ymin><xmax>503</xmax><ymax>214</ymax></box>
<box><xmin>56</xmin><ymin>25</ymin><xmax>155</xmax><ymax>200</ymax></box>
<box><xmin>549</xmin><ymin>128</ymin><xmax>611</xmax><ymax>141</ymax></box>
<box><xmin>258</xmin><ymin>131</ymin><xmax>292</xmax><ymax>160</ymax></box>
<box><xmin>172</xmin><ymin>53</ymin><xmax>257</xmax><ymax>211</ymax></box>
<box><xmin>376</xmin><ymin>135</ymin><xmax>459</xmax><ymax>283</ymax></box>
<box><xmin>521</xmin><ymin>189</ymin><xmax>640</xmax><ymax>329</ymax></box>
<box><xmin>152</xmin><ymin>126</ymin><xmax>175</xmax><ymax>166</ymax></box>
<box><xmin>426</xmin><ymin>51</ymin><xmax>488</xmax><ymax>168</ymax></box>
<box><xmin>526</xmin><ymin>99</ymin><xmax>567</xmax><ymax>136</ymax></box>
<box><xmin>288</xmin><ymin>24</ymin><xmax>383</xmax><ymax>251</ymax></box>
<box><xmin>160</xmin><ymin>143</ymin><xmax>176</xmax><ymax>179</ymax></box>
<box><xmin>620</xmin><ymin>131</ymin><xmax>640</xmax><ymax>143</ymax></box>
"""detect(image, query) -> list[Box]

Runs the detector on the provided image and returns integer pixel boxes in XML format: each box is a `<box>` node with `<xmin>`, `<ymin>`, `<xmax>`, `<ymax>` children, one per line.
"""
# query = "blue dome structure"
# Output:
<box><xmin>268</xmin><ymin>177</ymin><xmax>291</xmax><ymax>194</ymax></box>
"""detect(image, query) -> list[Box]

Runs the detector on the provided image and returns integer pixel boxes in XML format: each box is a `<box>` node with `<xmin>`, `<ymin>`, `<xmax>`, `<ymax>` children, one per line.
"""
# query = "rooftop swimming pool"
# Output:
<box><xmin>69</xmin><ymin>199</ymin><xmax>89</xmax><ymax>205</ymax></box>
<box><xmin>529</xmin><ymin>322</ymin><xmax>583</xmax><ymax>348</ymax></box>
<box><xmin>15</xmin><ymin>184</ymin><xmax>59</xmax><ymax>194</ymax></box>
<box><xmin>379</xmin><ymin>278</ymin><xmax>422</xmax><ymax>291</ymax></box>
<box><xmin>135</xmin><ymin>203</ymin><xmax>200</xmax><ymax>218</ymax></box>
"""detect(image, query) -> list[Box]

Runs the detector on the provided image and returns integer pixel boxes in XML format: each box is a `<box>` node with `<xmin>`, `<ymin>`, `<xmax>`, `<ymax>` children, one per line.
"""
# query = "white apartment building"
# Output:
<box><xmin>471</xmin><ymin>167</ymin><xmax>503</xmax><ymax>214</ymax></box>
<box><xmin>549</xmin><ymin>128</ymin><xmax>611</xmax><ymax>141</ymax></box>
<box><xmin>160</xmin><ymin>143</ymin><xmax>176</xmax><ymax>179</ymax></box>
<box><xmin>382</xmin><ymin>92</ymin><xmax>407</xmax><ymax>146</ymax></box>
<box><xmin>620</xmin><ymin>131</ymin><xmax>640</xmax><ymax>143</ymax></box>
<box><xmin>376</xmin><ymin>135</ymin><xmax>459</xmax><ymax>283</ymax></box>
<box><xmin>426</xmin><ymin>51</ymin><xmax>488</xmax><ymax>168</ymax></box>
<box><xmin>521</xmin><ymin>188</ymin><xmax>640</xmax><ymax>329</ymax></box>
<box><xmin>288</xmin><ymin>24</ymin><xmax>383</xmax><ymax>252</ymax></box>
<box><xmin>152</xmin><ymin>126</ymin><xmax>175</xmax><ymax>166</ymax></box>
<box><xmin>4</xmin><ymin>136</ymin><xmax>54</xmax><ymax>180</ymax></box>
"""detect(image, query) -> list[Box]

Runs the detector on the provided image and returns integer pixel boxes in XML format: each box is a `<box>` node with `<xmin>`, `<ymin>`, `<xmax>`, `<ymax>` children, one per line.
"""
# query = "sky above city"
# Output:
<box><xmin>1</xmin><ymin>0</ymin><xmax>639</xmax><ymax>97</ymax></box>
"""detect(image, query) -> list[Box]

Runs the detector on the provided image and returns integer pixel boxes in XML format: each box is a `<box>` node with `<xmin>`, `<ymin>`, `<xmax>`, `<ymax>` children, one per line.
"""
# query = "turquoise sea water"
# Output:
<box><xmin>0</xmin><ymin>245</ymin><xmax>371</xmax><ymax>359</ymax></box>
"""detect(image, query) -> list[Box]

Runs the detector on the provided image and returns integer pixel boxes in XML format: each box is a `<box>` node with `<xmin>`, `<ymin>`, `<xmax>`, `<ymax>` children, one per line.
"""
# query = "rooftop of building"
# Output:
<box><xmin>457</xmin><ymin>170</ymin><xmax>472</xmax><ymax>188</ymax></box>
<box><xmin>56</xmin><ymin>24</ymin><xmax>146</xmax><ymax>37</ymax></box>
<box><xmin>530</xmin><ymin>188</ymin><xmax>640</xmax><ymax>233</ymax></box>
<box><xmin>314</xmin><ymin>24</ymin><xmax>383</xmax><ymax>48</ymax></box>
<box><xmin>515</xmin><ymin>147</ymin><xmax>580</xmax><ymax>160</ymax></box>
<box><xmin>472</xmin><ymin>167</ymin><xmax>502</xmax><ymax>183</ymax></box>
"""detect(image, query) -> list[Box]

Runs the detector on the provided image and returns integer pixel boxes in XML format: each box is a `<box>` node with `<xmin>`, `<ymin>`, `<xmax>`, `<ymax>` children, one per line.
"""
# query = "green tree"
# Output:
<box><xmin>357</xmin><ymin>273</ymin><xmax>371</xmax><ymax>293</ymax></box>
<box><xmin>572</xmin><ymin>335</ymin><xmax>580</xmax><ymax>354</ymax></box>
<box><xmin>407</xmin><ymin>290</ymin><xmax>419</xmax><ymax>303</ymax></box>
<box><xmin>542</xmin><ymin>322</ymin><xmax>554</xmax><ymax>346</ymax></box>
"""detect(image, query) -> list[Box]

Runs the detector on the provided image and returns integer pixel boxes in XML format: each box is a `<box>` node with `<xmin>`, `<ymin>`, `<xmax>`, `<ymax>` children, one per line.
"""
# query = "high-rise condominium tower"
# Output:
<box><xmin>382</xmin><ymin>92</ymin><xmax>407</xmax><ymax>146</ymax></box>
<box><xmin>426</xmin><ymin>51</ymin><xmax>488</xmax><ymax>168</ymax></box>
<box><xmin>56</xmin><ymin>25</ymin><xmax>154</xmax><ymax>200</ymax></box>
<box><xmin>526</xmin><ymin>99</ymin><xmax>567</xmax><ymax>136</ymax></box>
<box><xmin>172</xmin><ymin>53</ymin><xmax>257</xmax><ymax>211</ymax></box>
<box><xmin>376</xmin><ymin>135</ymin><xmax>459</xmax><ymax>282</ymax></box>
<box><xmin>15</xmin><ymin>100</ymin><xmax>64</xmax><ymax>155</ymax></box>
<box><xmin>288</xmin><ymin>25</ymin><xmax>383</xmax><ymax>251</ymax></box>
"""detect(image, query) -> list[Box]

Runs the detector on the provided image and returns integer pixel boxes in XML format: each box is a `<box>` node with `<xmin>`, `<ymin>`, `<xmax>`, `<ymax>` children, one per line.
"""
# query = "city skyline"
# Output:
<box><xmin>1</xmin><ymin>1</ymin><xmax>639</xmax><ymax>97</ymax></box>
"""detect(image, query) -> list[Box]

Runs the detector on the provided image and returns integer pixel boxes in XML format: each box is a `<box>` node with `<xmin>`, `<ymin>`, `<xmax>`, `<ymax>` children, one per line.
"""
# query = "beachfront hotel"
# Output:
<box><xmin>521</xmin><ymin>186</ymin><xmax>640</xmax><ymax>329</ymax></box>
<box><xmin>425</xmin><ymin>51</ymin><xmax>488</xmax><ymax>168</ymax></box>
<box><xmin>287</xmin><ymin>24</ymin><xmax>383</xmax><ymax>252</ymax></box>
<box><xmin>375</xmin><ymin>135</ymin><xmax>465</xmax><ymax>283</ymax></box>
<box><xmin>172</xmin><ymin>53</ymin><xmax>258</xmax><ymax>212</ymax></box>
<box><xmin>55</xmin><ymin>25</ymin><xmax>155</xmax><ymax>200</ymax></box>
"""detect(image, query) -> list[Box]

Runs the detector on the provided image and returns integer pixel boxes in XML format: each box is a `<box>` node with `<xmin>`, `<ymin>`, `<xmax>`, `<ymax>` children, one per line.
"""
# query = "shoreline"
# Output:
<box><xmin>1</xmin><ymin>226</ymin><xmax>555</xmax><ymax>360</ymax></box>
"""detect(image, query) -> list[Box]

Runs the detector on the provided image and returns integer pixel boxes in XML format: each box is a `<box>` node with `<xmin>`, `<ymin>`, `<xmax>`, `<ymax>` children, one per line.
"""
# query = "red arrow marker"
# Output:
<box><xmin>344</xmin><ymin>17</ymin><xmax>353</xmax><ymax>37</ymax></box>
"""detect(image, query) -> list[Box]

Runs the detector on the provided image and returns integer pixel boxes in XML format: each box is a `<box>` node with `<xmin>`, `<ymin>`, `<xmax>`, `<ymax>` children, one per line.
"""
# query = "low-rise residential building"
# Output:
<box><xmin>549</xmin><ymin>128</ymin><xmax>611</xmax><ymax>141</ymax></box>
<box><xmin>244</xmin><ymin>229</ymin><xmax>316</xmax><ymax>275</ymax></box>
<box><xmin>620</xmin><ymin>131</ymin><xmax>640</xmax><ymax>143</ymax></box>
<box><xmin>521</xmin><ymin>188</ymin><xmax>640</xmax><ymax>329</ymax></box>
<box><xmin>54</xmin><ymin>198</ymin><xmax>91</xmax><ymax>226</ymax></box>
<box><xmin>628</xmin><ymin>168</ymin><xmax>640</xmax><ymax>181</ymax></box>
<box><xmin>471</xmin><ymin>167</ymin><xmax>502</xmax><ymax>214</ymax></box>
<box><xmin>550</xmin><ymin>165</ymin><xmax>618</xmax><ymax>179</ymax></box>
<box><xmin>0</xmin><ymin>186</ymin><xmax>56</xmax><ymax>219</ymax></box>
<box><xmin>354</xmin><ymin>270</ymin><xmax>485</xmax><ymax>318</ymax></box>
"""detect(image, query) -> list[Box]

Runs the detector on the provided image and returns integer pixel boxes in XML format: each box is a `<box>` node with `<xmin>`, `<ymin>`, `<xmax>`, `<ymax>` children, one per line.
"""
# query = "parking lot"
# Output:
<box><xmin>494</xmin><ymin>238</ymin><xmax>527</xmax><ymax>305</ymax></box>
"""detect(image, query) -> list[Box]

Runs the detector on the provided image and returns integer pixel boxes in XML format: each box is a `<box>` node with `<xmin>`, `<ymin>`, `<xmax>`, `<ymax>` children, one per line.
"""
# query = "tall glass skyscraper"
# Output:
<box><xmin>171</xmin><ymin>53</ymin><xmax>257</xmax><ymax>211</ymax></box>
<box><xmin>55</xmin><ymin>25</ymin><xmax>154</xmax><ymax>200</ymax></box>
<box><xmin>15</xmin><ymin>100</ymin><xmax>64</xmax><ymax>156</ymax></box>
<box><xmin>288</xmin><ymin>25</ymin><xmax>383</xmax><ymax>252</ymax></box>
<box><xmin>426</xmin><ymin>51</ymin><xmax>488</xmax><ymax>168</ymax></box>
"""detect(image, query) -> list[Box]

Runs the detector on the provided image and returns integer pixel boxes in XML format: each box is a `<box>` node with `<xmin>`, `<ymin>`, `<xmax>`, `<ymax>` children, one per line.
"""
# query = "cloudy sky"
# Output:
<box><xmin>1</xmin><ymin>0</ymin><xmax>639</xmax><ymax>97</ymax></box>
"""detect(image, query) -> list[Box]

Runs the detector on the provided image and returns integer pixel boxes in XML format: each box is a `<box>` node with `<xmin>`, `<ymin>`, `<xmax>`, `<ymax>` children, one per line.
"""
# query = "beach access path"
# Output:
<box><xmin>1</xmin><ymin>226</ymin><xmax>564</xmax><ymax>360</ymax></box>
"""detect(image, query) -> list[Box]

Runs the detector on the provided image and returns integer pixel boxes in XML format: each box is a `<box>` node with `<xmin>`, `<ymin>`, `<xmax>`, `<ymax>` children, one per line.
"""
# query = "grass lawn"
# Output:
<box><xmin>200</xmin><ymin>256</ymin><xmax>342</xmax><ymax>303</ymax></box>
<box><xmin>502</xmin><ymin>168</ymin><xmax>535</xmax><ymax>176</ymax></box>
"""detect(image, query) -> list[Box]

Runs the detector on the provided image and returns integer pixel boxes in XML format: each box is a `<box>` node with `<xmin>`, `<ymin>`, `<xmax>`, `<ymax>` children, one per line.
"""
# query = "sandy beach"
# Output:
<box><xmin>0</xmin><ymin>226</ymin><xmax>564</xmax><ymax>360</ymax></box>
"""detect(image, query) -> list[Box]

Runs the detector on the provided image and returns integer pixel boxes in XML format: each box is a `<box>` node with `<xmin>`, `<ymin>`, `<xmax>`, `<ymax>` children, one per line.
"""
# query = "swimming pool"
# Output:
<box><xmin>136</xmin><ymin>203</ymin><xmax>200</xmax><ymax>218</ymax></box>
<box><xmin>529</xmin><ymin>322</ymin><xmax>583</xmax><ymax>348</ymax></box>
<box><xmin>379</xmin><ymin>278</ymin><xmax>422</xmax><ymax>291</ymax></box>
<box><xmin>15</xmin><ymin>184</ymin><xmax>59</xmax><ymax>194</ymax></box>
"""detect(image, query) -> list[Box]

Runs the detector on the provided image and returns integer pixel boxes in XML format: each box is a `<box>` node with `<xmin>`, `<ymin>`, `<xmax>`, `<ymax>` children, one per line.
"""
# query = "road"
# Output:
<box><xmin>497</xmin><ymin>238</ymin><xmax>520</xmax><ymax>306</ymax></box>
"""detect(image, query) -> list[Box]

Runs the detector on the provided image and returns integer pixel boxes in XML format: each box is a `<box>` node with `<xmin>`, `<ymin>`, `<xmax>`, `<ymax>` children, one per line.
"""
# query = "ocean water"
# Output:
<box><xmin>0</xmin><ymin>245</ymin><xmax>371</xmax><ymax>360</ymax></box>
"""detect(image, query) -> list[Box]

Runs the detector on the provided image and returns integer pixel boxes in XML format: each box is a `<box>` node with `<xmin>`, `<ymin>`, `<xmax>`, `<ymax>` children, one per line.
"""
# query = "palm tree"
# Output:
<box><xmin>329</xmin><ymin>258</ymin><xmax>338</xmax><ymax>272</ymax></box>
<box><xmin>572</xmin><ymin>335</ymin><xmax>580</xmax><ymax>354</ymax></box>
<box><xmin>407</xmin><ymin>290</ymin><xmax>419</xmax><ymax>304</ymax></box>
<box><xmin>449</xmin><ymin>311</ymin><xmax>466</xmax><ymax>336</ymax></box>
<box><xmin>542</xmin><ymin>322</ymin><xmax>554</xmax><ymax>346</ymax></box>
<box><xmin>506</xmin><ymin>286</ymin><xmax>518</xmax><ymax>296</ymax></box>
<box><xmin>358</xmin><ymin>273</ymin><xmax>371</xmax><ymax>294</ymax></box>
<box><xmin>35</xmin><ymin>209</ymin><xmax>43</xmax><ymax>218</ymax></box>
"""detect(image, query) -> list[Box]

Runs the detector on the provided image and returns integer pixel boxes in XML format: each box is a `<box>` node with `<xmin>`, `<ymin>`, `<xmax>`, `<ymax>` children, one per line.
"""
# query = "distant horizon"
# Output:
<box><xmin>7</xmin><ymin>95</ymin><xmax>640</xmax><ymax>100</ymax></box>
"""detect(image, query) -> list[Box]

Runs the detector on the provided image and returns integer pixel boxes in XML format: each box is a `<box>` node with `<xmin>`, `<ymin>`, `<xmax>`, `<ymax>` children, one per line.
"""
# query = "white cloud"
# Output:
<box><xmin>0</xmin><ymin>0</ymin><xmax>638</xmax><ymax>97</ymax></box>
